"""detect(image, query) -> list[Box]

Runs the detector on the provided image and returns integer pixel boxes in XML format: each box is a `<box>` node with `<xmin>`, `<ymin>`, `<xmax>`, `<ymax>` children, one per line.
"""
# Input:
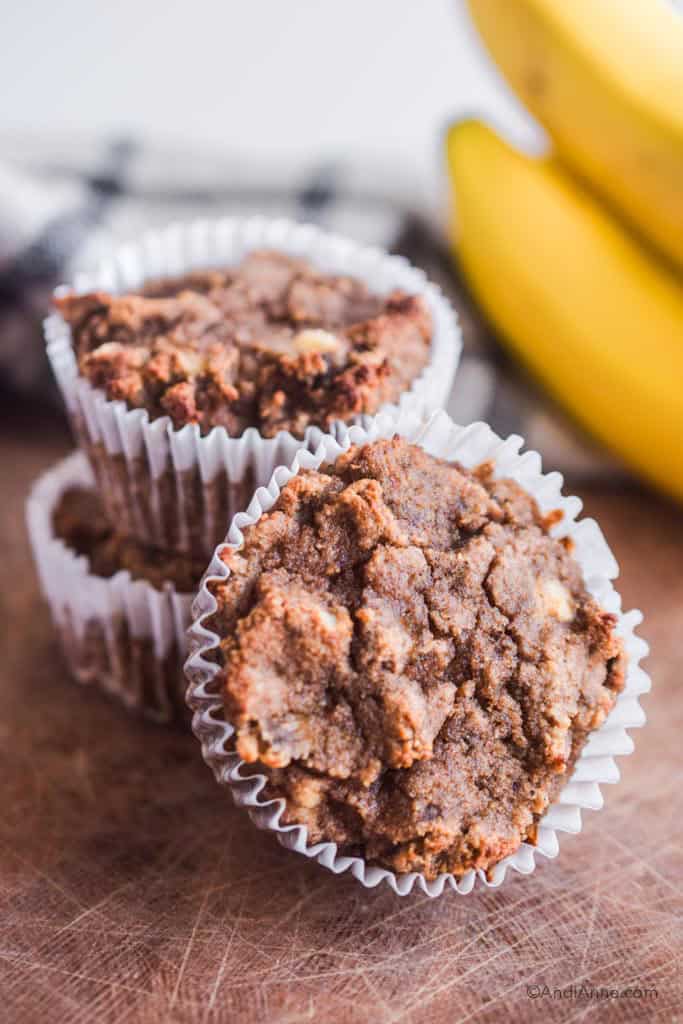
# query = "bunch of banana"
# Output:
<box><xmin>447</xmin><ymin>0</ymin><xmax>683</xmax><ymax>500</ymax></box>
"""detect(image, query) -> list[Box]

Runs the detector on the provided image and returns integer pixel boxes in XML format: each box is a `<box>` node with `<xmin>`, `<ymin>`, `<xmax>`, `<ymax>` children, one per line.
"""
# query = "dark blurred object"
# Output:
<box><xmin>0</xmin><ymin>141</ymin><xmax>136</xmax><ymax>405</ymax></box>
<box><xmin>0</xmin><ymin>135</ymin><xmax>623</xmax><ymax>479</ymax></box>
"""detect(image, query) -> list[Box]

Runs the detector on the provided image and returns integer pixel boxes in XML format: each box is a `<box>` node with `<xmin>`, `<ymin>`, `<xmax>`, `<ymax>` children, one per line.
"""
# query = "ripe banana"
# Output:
<box><xmin>446</xmin><ymin>119</ymin><xmax>683</xmax><ymax>500</ymax></box>
<box><xmin>466</xmin><ymin>0</ymin><xmax>683</xmax><ymax>271</ymax></box>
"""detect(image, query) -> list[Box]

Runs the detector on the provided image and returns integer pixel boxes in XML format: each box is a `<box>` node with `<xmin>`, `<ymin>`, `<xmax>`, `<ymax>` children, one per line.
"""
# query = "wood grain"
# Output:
<box><xmin>1</xmin><ymin>409</ymin><xmax>681</xmax><ymax>1024</ymax></box>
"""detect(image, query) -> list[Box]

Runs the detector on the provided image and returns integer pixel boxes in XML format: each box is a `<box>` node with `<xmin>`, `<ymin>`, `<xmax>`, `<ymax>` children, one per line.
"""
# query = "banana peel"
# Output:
<box><xmin>466</xmin><ymin>0</ymin><xmax>683</xmax><ymax>272</ymax></box>
<box><xmin>446</xmin><ymin>119</ymin><xmax>683</xmax><ymax>501</ymax></box>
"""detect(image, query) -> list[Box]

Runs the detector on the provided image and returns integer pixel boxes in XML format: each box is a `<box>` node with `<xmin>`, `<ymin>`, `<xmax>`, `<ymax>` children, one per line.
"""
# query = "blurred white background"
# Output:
<box><xmin>0</xmin><ymin>0</ymin><xmax>536</xmax><ymax>203</ymax></box>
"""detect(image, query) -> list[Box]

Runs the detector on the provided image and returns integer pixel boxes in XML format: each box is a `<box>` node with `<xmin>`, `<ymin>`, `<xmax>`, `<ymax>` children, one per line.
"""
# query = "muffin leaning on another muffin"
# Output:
<box><xmin>203</xmin><ymin>436</ymin><xmax>626</xmax><ymax>879</ymax></box>
<box><xmin>187</xmin><ymin>411</ymin><xmax>648</xmax><ymax>895</ymax></box>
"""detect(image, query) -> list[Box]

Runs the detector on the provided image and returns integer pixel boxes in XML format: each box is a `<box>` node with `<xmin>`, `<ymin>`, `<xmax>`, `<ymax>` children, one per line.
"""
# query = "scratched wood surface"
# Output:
<box><xmin>1</xmin><ymin>406</ymin><xmax>682</xmax><ymax>1024</ymax></box>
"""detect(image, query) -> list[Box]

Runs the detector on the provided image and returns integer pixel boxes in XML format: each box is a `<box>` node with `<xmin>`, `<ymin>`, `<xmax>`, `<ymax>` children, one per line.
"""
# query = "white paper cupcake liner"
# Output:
<box><xmin>44</xmin><ymin>216</ymin><xmax>462</xmax><ymax>561</ymax></box>
<box><xmin>26</xmin><ymin>451</ymin><xmax>194</xmax><ymax>724</ymax></box>
<box><xmin>186</xmin><ymin>407</ymin><xmax>649</xmax><ymax>897</ymax></box>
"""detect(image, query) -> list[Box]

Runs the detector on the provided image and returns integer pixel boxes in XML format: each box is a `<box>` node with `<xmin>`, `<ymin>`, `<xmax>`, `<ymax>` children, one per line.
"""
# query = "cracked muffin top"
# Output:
<box><xmin>56</xmin><ymin>250</ymin><xmax>432</xmax><ymax>438</ymax></box>
<box><xmin>53</xmin><ymin>486</ymin><xmax>204</xmax><ymax>592</ymax></box>
<box><xmin>206</xmin><ymin>437</ymin><xmax>627</xmax><ymax>880</ymax></box>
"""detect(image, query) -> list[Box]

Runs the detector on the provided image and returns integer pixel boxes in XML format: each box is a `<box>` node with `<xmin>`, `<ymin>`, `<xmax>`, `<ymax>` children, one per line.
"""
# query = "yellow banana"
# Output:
<box><xmin>466</xmin><ymin>0</ymin><xmax>683</xmax><ymax>271</ymax></box>
<box><xmin>446</xmin><ymin>119</ymin><xmax>683</xmax><ymax>501</ymax></box>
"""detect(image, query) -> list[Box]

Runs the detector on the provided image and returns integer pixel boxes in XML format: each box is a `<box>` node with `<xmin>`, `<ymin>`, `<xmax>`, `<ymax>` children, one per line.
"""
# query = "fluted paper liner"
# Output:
<box><xmin>45</xmin><ymin>217</ymin><xmax>462</xmax><ymax>561</ymax></box>
<box><xmin>26</xmin><ymin>451</ymin><xmax>194</xmax><ymax>724</ymax></box>
<box><xmin>186</xmin><ymin>408</ymin><xmax>649</xmax><ymax>896</ymax></box>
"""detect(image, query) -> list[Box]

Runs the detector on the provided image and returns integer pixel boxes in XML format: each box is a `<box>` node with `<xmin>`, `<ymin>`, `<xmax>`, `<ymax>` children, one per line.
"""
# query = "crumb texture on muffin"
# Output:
<box><xmin>56</xmin><ymin>251</ymin><xmax>432</xmax><ymax>438</ymax></box>
<box><xmin>53</xmin><ymin>487</ymin><xmax>204</xmax><ymax>592</ymax></box>
<box><xmin>208</xmin><ymin>438</ymin><xmax>626</xmax><ymax>879</ymax></box>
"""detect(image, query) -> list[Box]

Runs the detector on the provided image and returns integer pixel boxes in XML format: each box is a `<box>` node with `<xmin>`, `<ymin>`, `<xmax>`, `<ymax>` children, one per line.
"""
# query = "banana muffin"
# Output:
<box><xmin>206</xmin><ymin>437</ymin><xmax>627</xmax><ymax>879</ymax></box>
<box><xmin>53</xmin><ymin>486</ymin><xmax>205</xmax><ymax>591</ymax></box>
<box><xmin>49</xmin><ymin>483</ymin><xmax>202</xmax><ymax>721</ymax></box>
<box><xmin>56</xmin><ymin>250</ymin><xmax>432</xmax><ymax>438</ymax></box>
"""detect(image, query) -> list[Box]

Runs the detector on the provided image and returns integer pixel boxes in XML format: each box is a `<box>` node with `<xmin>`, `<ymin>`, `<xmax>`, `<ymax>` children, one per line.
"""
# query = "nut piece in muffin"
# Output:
<box><xmin>53</xmin><ymin>487</ymin><xmax>205</xmax><ymax>592</ymax></box>
<box><xmin>56</xmin><ymin>251</ymin><xmax>432</xmax><ymax>439</ymax></box>
<box><xmin>206</xmin><ymin>437</ymin><xmax>627</xmax><ymax>880</ymax></box>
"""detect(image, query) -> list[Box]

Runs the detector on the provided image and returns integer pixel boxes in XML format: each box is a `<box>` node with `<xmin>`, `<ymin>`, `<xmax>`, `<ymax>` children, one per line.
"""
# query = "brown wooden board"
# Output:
<box><xmin>1</xmin><ymin>410</ymin><xmax>681</xmax><ymax>1023</ymax></box>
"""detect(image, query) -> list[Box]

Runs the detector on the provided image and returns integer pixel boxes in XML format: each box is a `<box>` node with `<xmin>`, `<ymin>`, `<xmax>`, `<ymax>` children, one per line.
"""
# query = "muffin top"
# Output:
<box><xmin>56</xmin><ymin>250</ymin><xmax>432</xmax><ymax>438</ymax></box>
<box><xmin>53</xmin><ymin>486</ymin><xmax>204</xmax><ymax>592</ymax></box>
<box><xmin>207</xmin><ymin>437</ymin><xmax>626</xmax><ymax>879</ymax></box>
